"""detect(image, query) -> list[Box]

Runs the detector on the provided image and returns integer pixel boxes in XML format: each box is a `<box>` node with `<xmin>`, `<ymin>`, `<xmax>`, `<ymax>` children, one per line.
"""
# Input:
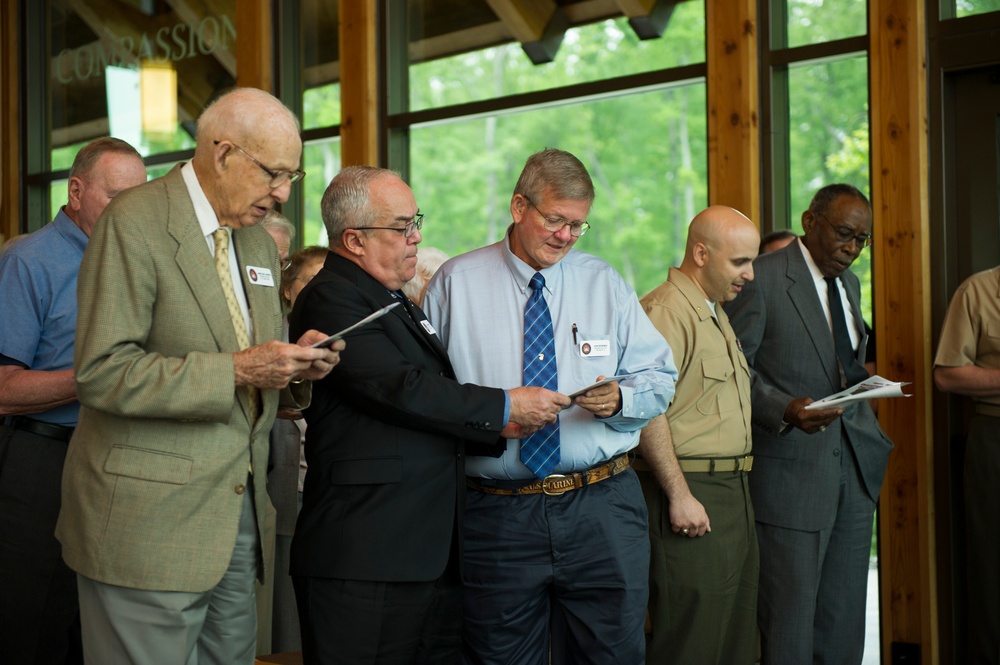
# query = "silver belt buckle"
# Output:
<box><xmin>541</xmin><ymin>474</ymin><xmax>569</xmax><ymax>496</ymax></box>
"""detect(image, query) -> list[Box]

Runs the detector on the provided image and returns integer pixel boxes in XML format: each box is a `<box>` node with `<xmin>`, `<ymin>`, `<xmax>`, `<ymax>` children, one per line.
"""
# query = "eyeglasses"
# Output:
<box><xmin>214</xmin><ymin>140</ymin><xmax>306</xmax><ymax>188</ymax></box>
<box><xmin>350</xmin><ymin>213</ymin><xmax>424</xmax><ymax>238</ymax></box>
<box><xmin>524</xmin><ymin>196</ymin><xmax>591</xmax><ymax>237</ymax></box>
<box><xmin>814</xmin><ymin>210</ymin><xmax>872</xmax><ymax>249</ymax></box>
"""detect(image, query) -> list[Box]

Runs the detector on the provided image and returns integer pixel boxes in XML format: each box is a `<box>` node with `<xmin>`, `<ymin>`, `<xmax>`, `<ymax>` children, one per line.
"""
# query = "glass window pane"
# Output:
<box><xmin>782</xmin><ymin>0</ymin><xmax>867</xmax><ymax>49</ymax></box>
<box><xmin>301</xmin><ymin>137</ymin><xmax>342</xmax><ymax>247</ymax></box>
<box><xmin>301</xmin><ymin>0</ymin><xmax>340</xmax><ymax>131</ymax></box>
<box><xmin>408</xmin><ymin>5</ymin><xmax>705</xmax><ymax>113</ymax></box>
<box><xmin>408</xmin><ymin>84</ymin><xmax>707</xmax><ymax>297</ymax></box>
<box><xmin>786</xmin><ymin>55</ymin><xmax>872</xmax><ymax>320</ymax></box>
<box><xmin>45</xmin><ymin>0</ymin><xmax>232</xmax><ymax>167</ymax></box>
<box><xmin>303</xmin><ymin>83</ymin><xmax>342</xmax><ymax>132</ymax></box>
<box><xmin>954</xmin><ymin>0</ymin><xmax>1000</xmax><ymax>17</ymax></box>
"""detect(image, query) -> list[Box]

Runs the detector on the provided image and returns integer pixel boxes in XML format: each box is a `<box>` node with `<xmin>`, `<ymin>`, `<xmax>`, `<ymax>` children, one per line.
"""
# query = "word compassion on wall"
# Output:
<box><xmin>55</xmin><ymin>14</ymin><xmax>235</xmax><ymax>83</ymax></box>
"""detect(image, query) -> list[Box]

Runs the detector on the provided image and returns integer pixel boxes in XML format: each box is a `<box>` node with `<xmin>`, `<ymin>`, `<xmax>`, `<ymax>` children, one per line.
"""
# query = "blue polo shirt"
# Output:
<box><xmin>0</xmin><ymin>209</ymin><xmax>87</xmax><ymax>425</ymax></box>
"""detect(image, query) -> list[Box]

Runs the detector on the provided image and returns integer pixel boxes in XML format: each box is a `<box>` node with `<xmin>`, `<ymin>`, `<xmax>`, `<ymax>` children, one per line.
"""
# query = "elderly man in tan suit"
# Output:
<box><xmin>55</xmin><ymin>88</ymin><xmax>342</xmax><ymax>665</ymax></box>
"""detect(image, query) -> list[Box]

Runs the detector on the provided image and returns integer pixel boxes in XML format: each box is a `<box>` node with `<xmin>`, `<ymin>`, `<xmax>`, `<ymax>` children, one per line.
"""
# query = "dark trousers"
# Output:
<box><xmin>638</xmin><ymin>468</ymin><xmax>759</xmax><ymax>665</ymax></box>
<box><xmin>966</xmin><ymin>414</ymin><xmax>1000</xmax><ymax>664</ymax></box>
<box><xmin>293</xmin><ymin>563</ymin><xmax>462</xmax><ymax>665</ymax></box>
<box><xmin>0</xmin><ymin>425</ymin><xmax>83</xmax><ymax>665</ymax></box>
<box><xmin>756</xmin><ymin>440</ymin><xmax>874</xmax><ymax>665</ymax></box>
<box><xmin>460</xmin><ymin>470</ymin><xmax>649</xmax><ymax>665</ymax></box>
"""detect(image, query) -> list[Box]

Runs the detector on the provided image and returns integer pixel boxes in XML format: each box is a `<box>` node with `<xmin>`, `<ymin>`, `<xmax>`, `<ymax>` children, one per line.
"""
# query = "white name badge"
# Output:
<box><xmin>246</xmin><ymin>266</ymin><xmax>274</xmax><ymax>287</ymax></box>
<box><xmin>579</xmin><ymin>339</ymin><xmax>611</xmax><ymax>357</ymax></box>
<box><xmin>420</xmin><ymin>319</ymin><xmax>437</xmax><ymax>336</ymax></box>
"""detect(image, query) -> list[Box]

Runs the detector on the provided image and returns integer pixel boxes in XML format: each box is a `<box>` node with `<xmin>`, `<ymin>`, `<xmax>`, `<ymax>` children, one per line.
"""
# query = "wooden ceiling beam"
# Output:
<box><xmin>484</xmin><ymin>0</ymin><xmax>568</xmax><ymax>64</ymax></box>
<box><xmin>615</xmin><ymin>0</ymin><xmax>681</xmax><ymax>40</ymax></box>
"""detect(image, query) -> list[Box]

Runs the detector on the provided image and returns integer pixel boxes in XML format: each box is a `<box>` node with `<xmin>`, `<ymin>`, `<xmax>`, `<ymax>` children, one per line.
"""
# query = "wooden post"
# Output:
<box><xmin>339</xmin><ymin>0</ymin><xmax>380</xmax><ymax>167</ymax></box>
<box><xmin>705</xmin><ymin>0</ymin><xmax>760</xmax><ymax>223</ymax></box>
<box><xmin>236</xmin><ymin>0</ymin><xmax>272</xmax><ymax>92</ymax></box>
<box><xmin>868</xmin><ymin>0</ymin><xmax>936</xmax><ymax>662</ymax></box>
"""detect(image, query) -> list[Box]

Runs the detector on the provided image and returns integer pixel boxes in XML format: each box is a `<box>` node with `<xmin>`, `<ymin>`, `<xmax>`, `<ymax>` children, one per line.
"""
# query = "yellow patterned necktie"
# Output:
<box><xmin>213</xmin><ymin>228</ymin><xmax>260</xmax><ymax>425</ymax></box>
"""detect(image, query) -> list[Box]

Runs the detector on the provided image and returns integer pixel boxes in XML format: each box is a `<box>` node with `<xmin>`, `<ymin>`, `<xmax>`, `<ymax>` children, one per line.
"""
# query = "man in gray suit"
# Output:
<box><xmin>56</xmin><ymin>88</ymin><xmax>341</xmax><ymax>664</ymax></box>
<box><xmin>725</xmin><ymin>184</ymin><xmax>894</xmax><ymax>664</ymax></box>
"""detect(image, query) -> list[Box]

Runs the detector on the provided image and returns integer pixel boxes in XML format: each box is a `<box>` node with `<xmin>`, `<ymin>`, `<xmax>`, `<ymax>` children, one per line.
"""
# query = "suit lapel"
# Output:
<box><xmin>164</xmin><ymin>168</ymin><xmax>242</xmax><ymax>354</ymax></box>
<box><xmin>783</xmin><ymin>244</ymin><xmax>841</xmax><ymax>389</ymax></box>
<box><xmin>233</xmin><ymin>227</ymin><xmax>280</xmax><ymax>425</ymax></box>
<box><xmin>329</xmin><ymin>254</ymin><xmax>453</xmax><ymax>368</ymax></box>
<box><xmin>401</xmin><ymin>296</ymin><xmax>452</xmax><ymax>363</ymax></box>
<box><xmin>842</xmin><ymin>272</ymin><xmax>867</xmax><ymax>364</ymax></box>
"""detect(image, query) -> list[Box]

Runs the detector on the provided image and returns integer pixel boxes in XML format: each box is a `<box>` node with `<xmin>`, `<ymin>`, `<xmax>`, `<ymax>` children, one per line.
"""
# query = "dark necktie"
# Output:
<box><xmin>392</xmin><ymin>290</ymin><xmax>415</xmax><ymax>321</ymax></box>
<box><xmin>520</xmin><ymin>273</ymin><xmax>560</xmax><ymax>478</ymax></box>
<box><xmin>825</xmin><ymin>276</ymin><xmax>868</xmax><ymax>387</ymax></box>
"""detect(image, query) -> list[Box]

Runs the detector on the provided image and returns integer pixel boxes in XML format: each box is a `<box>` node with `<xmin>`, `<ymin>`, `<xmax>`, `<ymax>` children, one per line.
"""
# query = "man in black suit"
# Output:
<box><xmin>288</xmin><ymin>166</ymin><xmax>567</xmax><ymax>664</ymax></box>
<box><xmin>724</xmin><ymin>184</ymin><xmax>893</xmax><ymax>664</ymax></box>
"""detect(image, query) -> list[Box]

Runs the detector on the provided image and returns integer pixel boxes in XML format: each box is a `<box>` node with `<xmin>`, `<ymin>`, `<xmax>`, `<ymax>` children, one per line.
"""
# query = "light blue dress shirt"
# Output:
<box><xmin>423</xmin><ymin>228</ymin><xmax>677</xmax><ymax>480</ymax></box>
<box><xmin>0</xmin><ymin>210</ymin><xmax>87</xmax><ymax>425</ymax></box>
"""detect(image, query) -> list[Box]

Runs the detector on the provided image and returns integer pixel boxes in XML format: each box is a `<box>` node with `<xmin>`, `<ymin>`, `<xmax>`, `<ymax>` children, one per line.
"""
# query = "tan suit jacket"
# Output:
<box><xmin>56</xmin><ymin>165</ymin><xmax>307</xmax><ymax>593</ymax></box>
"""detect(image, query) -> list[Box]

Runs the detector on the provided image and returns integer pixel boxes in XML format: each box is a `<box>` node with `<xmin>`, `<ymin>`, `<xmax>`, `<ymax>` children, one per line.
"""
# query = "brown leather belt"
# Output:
<box><xmin>466</xmin><ymin>454</ymin><xmax>631</xmax><ymax>496</ymax></box>
<box><xmin>633</xmin><ymin>454</ymin><xmax>753</xmax><ymax>474</ymax></box>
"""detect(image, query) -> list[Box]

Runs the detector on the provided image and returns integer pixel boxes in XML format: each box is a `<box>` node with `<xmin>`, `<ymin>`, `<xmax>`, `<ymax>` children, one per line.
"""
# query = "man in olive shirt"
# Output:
<box><xmin>637</xmin><ymin>206</ymin><xmax>760</xmax><ymax>664</ymax></box>
<box><xmin>933</xmin><ymin>265</ymin><xmax>1000</xmax><ymax>664</ymax></box>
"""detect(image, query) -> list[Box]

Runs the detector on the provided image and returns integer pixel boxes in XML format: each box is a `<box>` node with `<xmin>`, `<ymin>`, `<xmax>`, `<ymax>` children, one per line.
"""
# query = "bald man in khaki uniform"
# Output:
<box><xmin>637</xmin><ymin>206</ymin><xmax>760</xmax><ymax>664</ymax></box>
<box><xmin>934</xmin><ymin>265</ymin><xmax>1000</xmax><ymax>664</ymax></box>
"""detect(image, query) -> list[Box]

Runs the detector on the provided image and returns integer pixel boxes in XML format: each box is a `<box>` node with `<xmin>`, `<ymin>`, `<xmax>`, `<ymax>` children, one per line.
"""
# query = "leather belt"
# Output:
<box><xmin>975</xmin><ymin>403</ymin><xmax>1000</xmax><ymax>418</ymax></box>
<box><xmin>633</xmin><ymin>454</ymin><xmax>753</xmax><ymax>474</ymax></box>
<box><xmin>3</xmin><ymin>416</ymin><xmax>75</xmax><ymax>443</ymax></box>
<box><xmin>466</xmin><ymin>454</ymin><xmax>631</xmax><ymax>497</ymax></box>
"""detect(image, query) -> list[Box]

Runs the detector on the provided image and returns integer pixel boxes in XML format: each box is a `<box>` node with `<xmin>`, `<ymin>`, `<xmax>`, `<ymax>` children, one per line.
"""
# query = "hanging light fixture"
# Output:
<box><xmin>139</xmin><ymin>59</ymin><xmax>177</xmax><ymax>136</ymax></box>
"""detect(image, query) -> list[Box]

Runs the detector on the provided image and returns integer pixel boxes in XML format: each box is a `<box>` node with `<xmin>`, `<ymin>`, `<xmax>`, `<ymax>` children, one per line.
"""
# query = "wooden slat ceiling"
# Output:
<box><xmin>47</xmin><ymin>0</ymin><xmax>681</xmax><ymax>146</ymax></box>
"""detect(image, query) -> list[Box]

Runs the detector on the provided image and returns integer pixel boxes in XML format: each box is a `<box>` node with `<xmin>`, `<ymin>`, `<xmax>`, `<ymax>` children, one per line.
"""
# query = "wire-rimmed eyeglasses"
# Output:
<box><xmin>814</xmin><ymin>210</ymin><xmax>872</xmax><ymax>249</ymax></box>
<box><xmin>214</xmin><ymin>140</ymin><xmax>306</xmax><ymax>189</ymax></box>
<box><xmin>350</xmin><ymin>213</ymin><xmax>424</xmax><ymax>238</ymax></box>
<box><xmin>524</xmin><ymin>196</ymin><xmax>591</xmax><ymax>237</ymax></box>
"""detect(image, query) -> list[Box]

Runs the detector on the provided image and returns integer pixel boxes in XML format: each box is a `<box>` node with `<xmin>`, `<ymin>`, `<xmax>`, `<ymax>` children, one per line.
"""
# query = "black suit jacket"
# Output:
<box><xmin>288</xmin><ymin>252</ymin><xmax>506</xmax><ymax>582</ymax></box>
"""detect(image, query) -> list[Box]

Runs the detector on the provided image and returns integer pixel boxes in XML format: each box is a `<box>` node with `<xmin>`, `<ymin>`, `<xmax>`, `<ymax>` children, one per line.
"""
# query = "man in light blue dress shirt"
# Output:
<box><xmin>423</xmin><ymin>148</ymin><xmax>677</xmax><ymax>665</ymax></box>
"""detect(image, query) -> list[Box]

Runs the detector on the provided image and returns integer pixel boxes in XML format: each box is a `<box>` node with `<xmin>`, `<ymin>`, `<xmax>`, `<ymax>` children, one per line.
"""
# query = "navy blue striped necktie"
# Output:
<box><xmin>520</xmin><ymin>273</ymin><xmax>560</xmax><ymax>478</ymax></box>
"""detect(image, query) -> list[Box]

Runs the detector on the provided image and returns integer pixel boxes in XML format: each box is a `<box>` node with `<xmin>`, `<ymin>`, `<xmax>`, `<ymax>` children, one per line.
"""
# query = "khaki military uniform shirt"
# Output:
<box><xmin>935</xmin><ymin>266</ymin><xmax>1000</xmax><ymax>410</ymax></box>
<box><xmin>642</xmin><ymin>267</ymin><xmax>753</xmax><ymax>458</ymax></box>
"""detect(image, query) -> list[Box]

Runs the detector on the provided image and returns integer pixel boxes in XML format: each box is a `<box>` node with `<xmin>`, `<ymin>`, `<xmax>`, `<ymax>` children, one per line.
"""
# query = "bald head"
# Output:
<box><xmin>195</xmin><ymin>88</ymin><xmax>300</xmax><ymax>156</ymax></box>
<box><xmin>680</xmin><ymin>206</ymin><xmax>760</xmax><ymax>303</ymax></box>
<box><xmin>191</xmin><ymin>88</ymin><xmax>303</xmax><ymax>229</ymax></box>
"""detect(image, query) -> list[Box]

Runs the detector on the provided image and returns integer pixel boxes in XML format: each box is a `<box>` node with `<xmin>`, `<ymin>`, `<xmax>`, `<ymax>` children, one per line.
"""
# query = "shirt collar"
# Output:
<box><xmin>501</xmin><ymin>224</ymin><xmax>564</xmax><ymax>296</ymax></box>
<box><xmin>181</xmin><ymin>161</ymin><xmax>226</xmax><ymax>238</ymax></box>
<box><xmin>53</xmin><ymin>207</ymin><xmax>89</xmax><ymax>256</ymax></box>
<box><xmin>797</xmin><ymin>236</ymin><xmax>831</xmax><ymax>287</ymax></box>
<box><xmin>668</xmin><ymin>267</ymin><xmax>716</xmax><ymax>322</ymax></box>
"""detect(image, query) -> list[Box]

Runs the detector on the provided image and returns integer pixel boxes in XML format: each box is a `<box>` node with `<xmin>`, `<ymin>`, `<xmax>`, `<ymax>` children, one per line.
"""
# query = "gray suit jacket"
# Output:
<box><xmin>724</xmin><ymin>240</ymin><xmax>893</xmax><ymax>532</ymax></box>
<box><xmin>56</xmin><ymin>165</ymin><xmax>307</xmax><ymax>592</ymax></box>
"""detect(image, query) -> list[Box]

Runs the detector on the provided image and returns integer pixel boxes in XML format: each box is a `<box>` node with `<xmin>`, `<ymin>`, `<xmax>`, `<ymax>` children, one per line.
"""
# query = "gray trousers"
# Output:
<box><xmin>77</xmin><ymin>476</ymin><xmax>261</xmax><ymax>665</ymax></box>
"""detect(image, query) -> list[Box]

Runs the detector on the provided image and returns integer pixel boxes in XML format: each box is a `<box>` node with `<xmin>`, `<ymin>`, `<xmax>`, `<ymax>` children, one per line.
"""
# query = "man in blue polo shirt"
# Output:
<box><xmin>0</xmin><ymin>137</ymin><xmax>146</xmax><ymax>665</ymax></box>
